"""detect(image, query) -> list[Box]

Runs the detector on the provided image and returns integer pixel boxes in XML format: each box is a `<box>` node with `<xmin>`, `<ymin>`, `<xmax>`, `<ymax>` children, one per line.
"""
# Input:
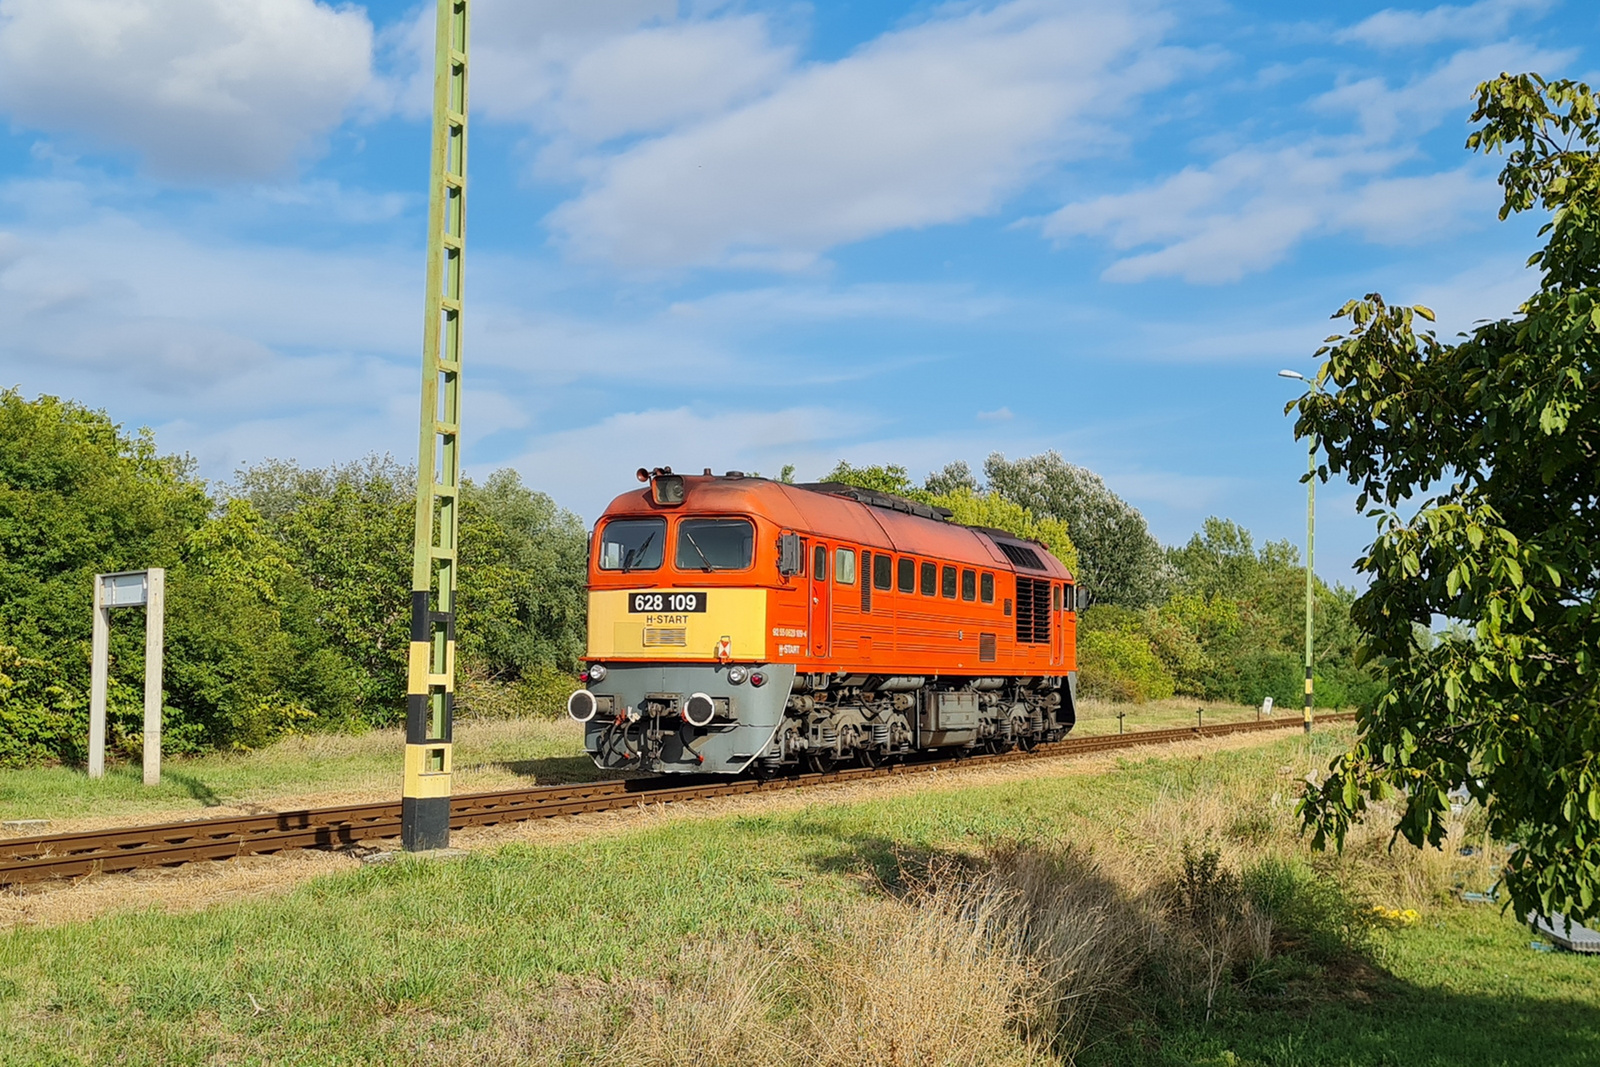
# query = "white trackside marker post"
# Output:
<box><xmin>88</xmin><ymin>569</ymin><xmax>167</xmax><ymax>784</ymax></box>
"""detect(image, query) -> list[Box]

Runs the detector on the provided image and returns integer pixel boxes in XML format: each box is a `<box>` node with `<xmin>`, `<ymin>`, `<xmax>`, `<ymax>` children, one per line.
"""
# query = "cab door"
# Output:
<box><xmin>1052</xmin><ymin>583</ymin><xmax>1064</xmax><ymax>666</ymax></box>
<box><xmin>809</xmin><ymin>542</ymin><xmax>831</xmax><ymax>658</ymax></box>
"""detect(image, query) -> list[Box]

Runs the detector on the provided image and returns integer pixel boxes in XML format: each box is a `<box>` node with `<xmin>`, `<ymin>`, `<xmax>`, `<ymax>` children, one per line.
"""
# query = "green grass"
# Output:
<box><xmin>1072</xmin><ymin>697</ymin><xmax>1345</xmax><ymax>736</ymax></box>
<box><xmin>0</xmin><ymin>719</ymin><xmax>593</xmax><ymax>825</ymax></box>
<box><xmin>0</xmin><ymin>729</ymin><xmax>1595</xmax><ymax>1065</ymax></box>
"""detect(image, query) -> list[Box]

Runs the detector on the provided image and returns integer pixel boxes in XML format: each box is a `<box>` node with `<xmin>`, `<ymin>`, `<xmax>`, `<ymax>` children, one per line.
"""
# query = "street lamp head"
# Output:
<box><xmin>1278</xmin><ymin>369</ymin><xmax>1306</xmax><ymax>381</ymax></box>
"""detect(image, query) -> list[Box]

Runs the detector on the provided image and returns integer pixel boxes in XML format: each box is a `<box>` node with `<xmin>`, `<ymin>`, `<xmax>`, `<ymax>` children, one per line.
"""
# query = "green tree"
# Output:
<box><xmin>925</xmin><ymin>487</ymin><xmax>1079</xmax><ymax>574</ymax></box>
<box><xmin>457</xmin><ymin>470</ymin><xmax>588</xmax><ymax>678</ymax></box>
<box><xmin>983</xmin><ymin>451</ymin><xmax>1168</xmax><ymax>608</ymax></box>
<box><xmin>1295</xmin><ymin>74</ymin><xmax>1600</xmax><ymax>923</ymax></box>
<box><xmin>0</xmin><ymin>393</ymin><xmax>353</xmax><ymax>763</ymax></box>
<box><xmin>819</xmin><ymin>460</ymin><xmax>920</xmax><ymax>496</ymax></box>
<box><xmin>230</xmin><ymin>458</ymin><xmax>590</xmax><ymax>722</ymax></box>
<box><xmin>232</xmin><ymin>458</ymin><xmax>415</xmax><ymax>726</ymax></box>
<box><xmin>819</xmin><ymin>461</ymin><xmax>1079</xmax><ymax>571</ymax></box>
<box><xmin>1076</xmin><ymin>606</ymin><xmax>1177</xmax><ymax>703</ymax></box>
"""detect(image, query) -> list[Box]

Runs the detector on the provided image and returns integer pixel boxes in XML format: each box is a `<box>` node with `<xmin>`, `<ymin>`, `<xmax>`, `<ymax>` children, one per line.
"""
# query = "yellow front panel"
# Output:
<box><xmin>588</xmin><ymin>588</ymin><xmax>767</xmax><ymax>660</ymax></box>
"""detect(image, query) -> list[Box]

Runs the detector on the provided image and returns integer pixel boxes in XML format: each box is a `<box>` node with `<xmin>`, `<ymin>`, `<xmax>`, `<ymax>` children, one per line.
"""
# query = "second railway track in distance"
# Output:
<box><xmin>0</xmin><ymin>713</ymin><xmax>1353</xmax><ymax>888</ymax></box>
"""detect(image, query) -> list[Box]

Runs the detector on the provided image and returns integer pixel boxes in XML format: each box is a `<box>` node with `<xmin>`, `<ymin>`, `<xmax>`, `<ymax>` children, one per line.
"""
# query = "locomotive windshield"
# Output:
<box><xmin>598</xmin><ymin>518</ymin><xmax>665</xmax><ymax>571</ymax></box>
<box><xmin>676</xmin><ymin>518</ymin><xmax>754</xmax><ymax>571</ymax></box>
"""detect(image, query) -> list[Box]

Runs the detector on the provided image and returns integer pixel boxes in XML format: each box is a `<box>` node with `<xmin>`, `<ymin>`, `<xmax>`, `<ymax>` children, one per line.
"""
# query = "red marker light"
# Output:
<box><xmin>750</xmin><ymin>671</ymin><xmax>767</xmax><ymax>688</ymax></box>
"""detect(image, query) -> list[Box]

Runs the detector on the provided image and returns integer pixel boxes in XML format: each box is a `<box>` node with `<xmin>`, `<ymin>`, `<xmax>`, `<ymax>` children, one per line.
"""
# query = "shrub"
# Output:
<box><xmin>1077</xmin><ymin>607</ymin><xmax>1176</xmax><ymax>703</ymax></box>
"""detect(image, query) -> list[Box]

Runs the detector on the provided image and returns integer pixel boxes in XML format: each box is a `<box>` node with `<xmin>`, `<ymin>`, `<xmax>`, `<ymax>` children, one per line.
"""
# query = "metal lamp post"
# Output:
<box><xmin>1279</xmin><ymin>369</ymin><xmax>1318</xmax><ymax>734</ymax></box>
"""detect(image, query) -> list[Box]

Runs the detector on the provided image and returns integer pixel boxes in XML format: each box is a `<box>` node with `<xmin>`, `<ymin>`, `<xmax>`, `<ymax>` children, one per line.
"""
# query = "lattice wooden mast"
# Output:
<box><xmin>404</xmin><ymin>0</ymin><xmax>469</xmax><ymax>851</ymax></box>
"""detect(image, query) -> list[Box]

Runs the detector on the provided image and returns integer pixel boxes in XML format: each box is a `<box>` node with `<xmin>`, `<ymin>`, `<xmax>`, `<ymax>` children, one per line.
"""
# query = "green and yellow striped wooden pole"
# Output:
<box><xmin>405</xmin><ymin>0</ymin><xmax>469</xmax><ymax>852</ymax></box>
<box><xmin>1302</xmin><ymin>432</ymin><xmax>1315</xmax><ymax>735</ymax></box>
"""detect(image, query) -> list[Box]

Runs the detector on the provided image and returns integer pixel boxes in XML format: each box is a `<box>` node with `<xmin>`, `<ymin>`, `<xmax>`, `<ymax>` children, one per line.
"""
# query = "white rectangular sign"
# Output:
<box><xmin>102</xmin><ymin>572</ymin><xmax>148</xmax><ymax>607</ymax></box>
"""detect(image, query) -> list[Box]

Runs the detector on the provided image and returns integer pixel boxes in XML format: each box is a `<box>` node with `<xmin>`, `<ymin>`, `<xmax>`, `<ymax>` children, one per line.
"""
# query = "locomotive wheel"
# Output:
<box><xmin>804</xmin><ymin>751</ymin><xmax>836</xmax><ymax>774</ymax></box>
<box><xmin>856</xmin><ymin>746</ymin><xmax>880</xmax><ymax>769</ymax></box>
<box><xmin>988</xmin><ymin>738</ymin><xmax>1016</xmax><ymax>755</ymax></box>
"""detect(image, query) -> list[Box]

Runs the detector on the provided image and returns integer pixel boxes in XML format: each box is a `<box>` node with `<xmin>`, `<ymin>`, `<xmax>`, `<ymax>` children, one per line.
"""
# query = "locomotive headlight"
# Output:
<box><xmin>585</xmin><ymin>663</ymin><xmax>608</xmax><ymax>683</ymax></box>
<box><xmin>727</xmin><ymin>665</ymin><xmax>748</xmax><ymax>685</ymax></box>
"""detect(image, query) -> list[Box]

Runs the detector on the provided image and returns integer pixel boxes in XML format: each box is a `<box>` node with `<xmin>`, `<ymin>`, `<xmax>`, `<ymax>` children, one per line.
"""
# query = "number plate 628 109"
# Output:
<box><xmin>628</xmin><ymin>591</ymin><xmax>707</xmax><ymax>613</ymax></box>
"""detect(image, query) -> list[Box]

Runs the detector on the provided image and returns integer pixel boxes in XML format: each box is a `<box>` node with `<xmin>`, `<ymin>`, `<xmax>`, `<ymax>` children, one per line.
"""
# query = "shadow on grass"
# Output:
<box><xmin>1099</xmin><ymin>982</ymin><xmax>1600</xmax><ymax>1067</ymax></box>
<box><xmin>163</xmin><ymin>771</ymin><xmax>222</xmax><ymax>807</ymax></box>
<box><xmin>489</xmin><ymin>754</ymin><xmax>620</xmax><ymax>785</ymax></box>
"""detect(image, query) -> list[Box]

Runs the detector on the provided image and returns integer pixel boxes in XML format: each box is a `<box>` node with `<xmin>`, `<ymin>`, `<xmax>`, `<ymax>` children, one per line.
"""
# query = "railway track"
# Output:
<box><xmin>0</xmin><ymin>713</ymin><xmax>1353</xmax><ymax>887</ymax></box>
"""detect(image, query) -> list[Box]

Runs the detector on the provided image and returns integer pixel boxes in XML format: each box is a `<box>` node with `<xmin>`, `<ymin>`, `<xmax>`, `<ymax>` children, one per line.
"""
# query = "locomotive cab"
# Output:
<box><xmin>570</xmin><ymin>469</ymin><xmax>1079</xmax><ymax>775</ymax></box>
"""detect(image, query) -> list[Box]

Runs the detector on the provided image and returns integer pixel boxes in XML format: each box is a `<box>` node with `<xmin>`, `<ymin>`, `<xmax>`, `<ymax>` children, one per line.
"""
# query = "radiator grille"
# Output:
<box><xmin>1015</xmin><ymin>578</ymin><xmax>1052</xmax><ymax>645</ymax></box>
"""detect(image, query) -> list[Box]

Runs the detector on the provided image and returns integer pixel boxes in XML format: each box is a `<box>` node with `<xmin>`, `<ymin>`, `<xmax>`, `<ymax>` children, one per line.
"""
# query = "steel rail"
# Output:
<box><xmin>0</xmin><ymin>713</ymin><xmax>1353</xmax><ymax>887</ymax></box>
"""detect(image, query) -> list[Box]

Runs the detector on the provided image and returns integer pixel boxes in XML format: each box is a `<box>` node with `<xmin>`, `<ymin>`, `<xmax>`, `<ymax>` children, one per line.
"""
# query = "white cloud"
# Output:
<box><xmin>379</xmin><ymin>0</ymin><xmax>781</xmax><ymax>150</ymax></box>
<box><xmin>1313</xmin><ymin>41</ymin><xmax>1563</xmax><ymax>140</ymax></box>
<box><xmin>506</xmin><ymin>405</ymin><xmax>857</xmax><ymax>518</ymax></box>
<box><xmin>549</xmin><ymin>0</ymin><xmax>1183</xmax><ymax>270</ymax></box>
<box><xmin>532</xmin><ymin>17</ymin><xmax>793</xmax><ymax>144</ymax></box>
<box><xmin>1335</xmin><ymin>0</ymin><xmax>1552</xmax><ymax>50</ymax></box>
<box><xmin>1042</xmin><ymin>144</ymin><xmax>1483</xmax><ymax>283</ymax></box>
<box><xmin>0</xmin><ymin>0</ymin><xmax>373</xmax><ymax>181</ymax></box>
<box><xmin>1043</xmin><ymin>40</ymin><xmax>1562</xmax><ymax>283</ymax></box>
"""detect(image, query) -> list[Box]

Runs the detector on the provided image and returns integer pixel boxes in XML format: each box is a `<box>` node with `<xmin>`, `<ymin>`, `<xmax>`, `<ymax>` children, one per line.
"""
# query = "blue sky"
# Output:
<box><xmin>0</xmin><ymin>0</ymin><xmax>1593</xmax><ymax>584</ymax></box>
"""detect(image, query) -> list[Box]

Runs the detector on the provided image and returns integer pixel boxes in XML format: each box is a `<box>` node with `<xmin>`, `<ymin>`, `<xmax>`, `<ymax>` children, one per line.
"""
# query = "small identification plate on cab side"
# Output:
<box><xmin>629</xmin><ymin>592</ymin><xmax>707</xmax><ymax>613</ymax></box>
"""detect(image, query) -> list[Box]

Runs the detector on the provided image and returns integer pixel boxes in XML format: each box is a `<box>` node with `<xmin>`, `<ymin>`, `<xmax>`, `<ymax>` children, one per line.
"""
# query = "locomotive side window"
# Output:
<box><xmin>980</xmin><ymin>572</ymin><xmax>995</xmax><ymax>603</ymax></box>
<box><xmin>598</xmin><ymin>518</ymin><xmax>665</xmax><ymax>571</ymax></box>
<box><xmin>873</xmin><ymin>553</ymin><xmax>892</xmax><ymax>590</ymax></box>
<box><xmin>920</xmin><ymin>561</ymin><xmax>936</xmax><ymax>596</ymax></box>
<box><xmin>835</xmin><ymin>548</ymin><xmax>856</xmax><ymax>584</ymax></box>
<box><xmin>1053</xmin><ymin>584</ymin><xmax>1062</xmax><ymax>611</ymax></box>
<box><xmin>676</xmin><ymin>518</ymin><xmax>754</xmax><ymax>571</ymax></box>
<box><xmin>941</xmin><ymin>565</ymin><xmax>957</xmax><ymax>598</ymax></box>
<box><xmin>897</xmin><ymin>557</ymin><xmax>915</xmax><ymax>593</ymax></box>
<box><xmin>813</xmin><ymin>545</ymin><xmax>827</xmax><ymax>580</ymax></box>
<box><xmin>961</xmin><ymin>569</ymin><xmax>976</xmax><ymax>601</ymax></box>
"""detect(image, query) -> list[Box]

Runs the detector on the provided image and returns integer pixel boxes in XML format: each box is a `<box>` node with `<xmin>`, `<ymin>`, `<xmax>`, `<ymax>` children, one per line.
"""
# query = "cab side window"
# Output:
<box><xmin>813</xmin><ymin>545</ymin><xmax>827</xmax><ymax>580</ymax></box>
<box><xmin>873</xmin><ymin>553</ymin><xmax>893</xmax><ymax>590</ymax></box>
<box><xmin>834</xmin><ymin>548</ymin><xmax>856</xmax><ymax>584</ymax></box>
<box><xmin>980</xmin><ymin>572</ymin><xmax>995</xmax><ymax>603</ymax></box>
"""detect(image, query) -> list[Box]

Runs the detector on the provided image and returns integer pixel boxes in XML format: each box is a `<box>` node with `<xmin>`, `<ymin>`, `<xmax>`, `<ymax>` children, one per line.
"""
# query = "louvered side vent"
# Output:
<box><xmin>979</xmin><ymin>633</ymin><xmax>997</xmax><ymax>662</ymax></box>
<box><xmin>1015</xmin><ymin>577</ymin><xmax>1052</xmax><ymax>644</ymax></box>
<box><xmin>861</xmin><ymin>551</ymin><xmax>872</xmax><ymax>612</ymax></box>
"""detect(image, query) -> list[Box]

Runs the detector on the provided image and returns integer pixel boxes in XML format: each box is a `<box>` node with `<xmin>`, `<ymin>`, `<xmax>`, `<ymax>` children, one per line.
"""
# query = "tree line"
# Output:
<box><xmin>0</xmin><ymin>390</ymin><xmax>1373</xmax><ymax>768</ymax></box>
<box><xmin>0</xmin><ymin>391</ymin><xmax>586</xmax><ymax>767</ymax></box>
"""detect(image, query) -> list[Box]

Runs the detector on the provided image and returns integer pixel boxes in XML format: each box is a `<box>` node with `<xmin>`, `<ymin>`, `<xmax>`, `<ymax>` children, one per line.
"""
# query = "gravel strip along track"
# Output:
<box><xmin>0</xmin><ymin>714</ymin><xmax>1352</xmax><ymax>888</ymax></box>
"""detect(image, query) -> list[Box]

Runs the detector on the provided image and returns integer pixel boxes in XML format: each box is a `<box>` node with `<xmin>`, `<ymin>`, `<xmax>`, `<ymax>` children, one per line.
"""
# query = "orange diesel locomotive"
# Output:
<box><xmin>566</xmin><ymin>468</ymin><xmax>1080</xmax><ymax>774</ymax></box>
